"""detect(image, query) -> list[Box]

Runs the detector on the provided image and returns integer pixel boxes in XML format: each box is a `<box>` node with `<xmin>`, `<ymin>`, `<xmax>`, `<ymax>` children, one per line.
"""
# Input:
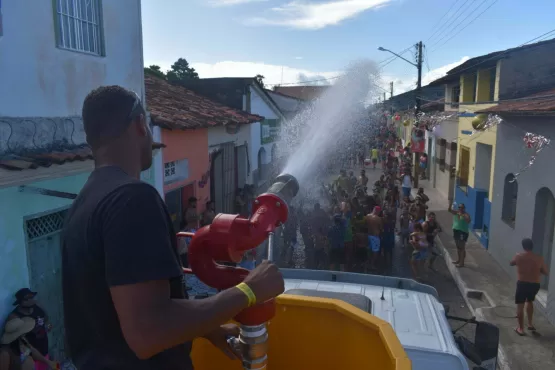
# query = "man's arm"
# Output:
<box><xmin>463</xmin><ymin>213</ymin><xmax>471</xmax><ymax>223</ymax></box>
<box><xmin>104</xmin><ymin>184</ymin><xmax>283</xmax><ymax>360</ymax></box>
<box><xmin>509</xmin><ymin>255</ymin><xmax>517</xmax><ymax>266</ymax></box>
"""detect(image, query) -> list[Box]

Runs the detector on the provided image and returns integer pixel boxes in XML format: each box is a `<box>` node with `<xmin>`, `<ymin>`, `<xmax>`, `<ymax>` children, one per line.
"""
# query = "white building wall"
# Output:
<box><xmin>0</xmin><ymin>0</ymin><xmax>148</xmax><ymax>320</ymax></box>
<box><xmin>250</xmin><ymin>87</ymin><xmax>280</xmax><ymax>162</ymax></box>
<box><xmin>0</xmin><ymin>0</ymin><xmax>144</xmax><ymax>117</ymax></box>
<box><xmin>489</xmin><ymin>116</ymin><xmax>555</xmax><ymax>325</ymax></box>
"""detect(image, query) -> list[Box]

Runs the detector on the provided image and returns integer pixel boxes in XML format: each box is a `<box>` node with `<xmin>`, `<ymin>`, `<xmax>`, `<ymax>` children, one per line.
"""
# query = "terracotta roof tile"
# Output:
<box><xmin>0</xmin><ymin>142</ymin><xmax>165</xmax><ymax>171</ymax></box>
<box><xmin>477</xmin><ymin>88</ymin><xmax>555</xmax><ymax>114</ymax></box>
<box><xmin>145</xmin><ymin>75</ymin><xmax>264</xmax><ymax>130</ymax></box>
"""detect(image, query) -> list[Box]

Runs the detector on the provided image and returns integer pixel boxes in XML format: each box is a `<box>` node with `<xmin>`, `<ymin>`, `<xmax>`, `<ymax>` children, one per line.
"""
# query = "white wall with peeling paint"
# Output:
<box><xmin>0</xmin><ymin>0</ymin><xmax>144</xmax><ymax>117</ymax></box>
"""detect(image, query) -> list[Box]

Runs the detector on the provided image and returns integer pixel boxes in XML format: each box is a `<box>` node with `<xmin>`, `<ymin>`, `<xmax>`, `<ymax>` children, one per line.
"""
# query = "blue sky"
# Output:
<box><xmin>142</xmin><ymin>0</ymin><xmax>555</xmax><ymax>93</ymax></box>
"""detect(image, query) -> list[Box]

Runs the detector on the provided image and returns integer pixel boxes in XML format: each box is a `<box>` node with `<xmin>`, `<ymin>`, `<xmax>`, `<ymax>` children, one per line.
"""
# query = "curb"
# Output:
<box><xmin>434</xmin><ymin>234</ymin><xmax>510</xmax><ymax>370</ymax></box>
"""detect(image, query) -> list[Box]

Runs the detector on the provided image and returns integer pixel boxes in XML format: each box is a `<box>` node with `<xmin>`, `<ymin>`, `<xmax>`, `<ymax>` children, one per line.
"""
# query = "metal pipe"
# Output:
<box><xmin>267</xmin><ymin>232</ymin><xmax>275</xmax><ymax>263</ymax></box>
<box><xmin>239</xmin><ymin>324</ymin><xmax>269</xmax><ymax>369</ymax></box>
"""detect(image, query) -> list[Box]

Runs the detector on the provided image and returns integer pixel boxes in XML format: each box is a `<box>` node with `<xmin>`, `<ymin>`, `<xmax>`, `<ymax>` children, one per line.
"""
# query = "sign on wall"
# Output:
<box><xmin>410</xmin><ymin>127</ymin><xmax>426</xmax><ymax>153</ymax></box>
<box><xmin>261</xmin><ymin>119</ymin><xmax>280</xmax><ymax>144</ymax></box>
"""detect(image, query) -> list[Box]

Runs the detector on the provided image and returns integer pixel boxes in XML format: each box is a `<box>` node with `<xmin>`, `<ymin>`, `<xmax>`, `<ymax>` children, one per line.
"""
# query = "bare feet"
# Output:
<box><xmin>514</xmin><ymin>327</ymin><xmax>525</xmax><ymax>336</ymax></box>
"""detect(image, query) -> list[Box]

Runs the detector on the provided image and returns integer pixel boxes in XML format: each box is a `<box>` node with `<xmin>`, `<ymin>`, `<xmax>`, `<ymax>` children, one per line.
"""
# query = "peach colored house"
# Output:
<box><xmin>145</xmin><ymin>75</ymin><xmax>262</xmax><ymax>231</ymax></box>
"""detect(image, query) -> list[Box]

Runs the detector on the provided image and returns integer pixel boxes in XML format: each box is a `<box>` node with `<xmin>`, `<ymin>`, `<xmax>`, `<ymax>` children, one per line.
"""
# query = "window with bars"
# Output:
<box><xmin>26</xmin><ymin>210</ymin><xmax>68</xmax><ymax>240</ymax></box>
<box><xmin>164</xmin><ymin>159</ymin><xmax>189</xmax><ymax>184</ymax></box>
<box><xmin>165</xmin><ymin>161</ymin><xmax>176</xmax><ymax>178</ymax></box>
<box><xmin>54</xmin><ymin>0</ymin><xmax>105</xmax><ymax>56</ymax></box>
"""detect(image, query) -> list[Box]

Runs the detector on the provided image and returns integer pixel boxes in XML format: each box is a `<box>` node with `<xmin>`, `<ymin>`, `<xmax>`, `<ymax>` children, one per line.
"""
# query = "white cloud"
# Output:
<box><xmin>380</xmin><ymin>56</ymin><xmax>470</xmax><ymax>94</ymax></box>
<box><xmin>188</xmin><ymin>60</ymin><xmax>341</xmax><ymax>86</ymax></box>
<box><xmin>209</xmin><ymin>0</ymin><xmax>268</xmax><ymax>6</ymax></box>
<box><xmin>245</xmin><ymin>0</ymin><xmax>393</xmax><ymax>30</ymax></box>
<box><xmin>295</xmin><ymin>56</ymin><xmax>304</xmax><ymax>60</ymax></box>
<box><xmin>146</xmin><ymin>57</ymin><xmax>469</xmax><ymax>97</ymax></box>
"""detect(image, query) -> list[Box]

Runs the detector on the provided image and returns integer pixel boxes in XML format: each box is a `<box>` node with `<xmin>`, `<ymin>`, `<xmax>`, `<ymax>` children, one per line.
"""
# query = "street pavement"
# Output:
<box><xmin>418</xmin><ymin>178</ymin><xmax>555</xmax><ymax>370</ymax></box>
<box><xmin>186</xmin><ymin>163</ymin><xmax>476</xmax><ymax>362</ymax></box>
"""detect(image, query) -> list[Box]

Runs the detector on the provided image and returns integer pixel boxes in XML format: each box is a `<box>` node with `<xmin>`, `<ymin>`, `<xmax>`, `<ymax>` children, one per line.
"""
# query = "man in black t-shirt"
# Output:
<box><xmin>62</xmin><ymin>86</ymin><xmax>285</xmax><ymax>370</ymax></box>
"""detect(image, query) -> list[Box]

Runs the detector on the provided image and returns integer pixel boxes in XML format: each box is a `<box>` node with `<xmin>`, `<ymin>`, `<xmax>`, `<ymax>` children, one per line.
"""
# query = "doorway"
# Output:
<box><xmin>236</xmin><ymin>145</ymin><xmax>247</xmax><ymax>189</ymax></box>
<box><xmin>532</xmin><ymin>187</ymin><xmax>555</xmax><ymax>290</ymax></box>
<box><xmin>25</xmin><ymin>209</ymin><xmax>68</xmax><ymax>362</ymax></box>
<box><xmin>210</xmin><ymin>143</ymin><xmax>236</xmax><ymax>214</ymax></box>
<box><xmin>458</xmin><ymin>146</ymin><xmax>470</xmax><ymax>190</ymax></box>
<box><xmin>475</xmin><ymin>143</ymin><xmax>493</xmax><ymax>193</ymax></box>
<box><xmin>165</xmin><ymin>187</ymin><xmax>183</xmax><ymax>233</ymax></box>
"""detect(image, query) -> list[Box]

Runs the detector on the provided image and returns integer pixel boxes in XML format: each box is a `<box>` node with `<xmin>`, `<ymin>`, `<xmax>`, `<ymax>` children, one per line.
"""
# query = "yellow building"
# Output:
<box><xmin>430</xmin><ymin>58</ymin><xmax>501</xmax><ymax>248</ymax></box>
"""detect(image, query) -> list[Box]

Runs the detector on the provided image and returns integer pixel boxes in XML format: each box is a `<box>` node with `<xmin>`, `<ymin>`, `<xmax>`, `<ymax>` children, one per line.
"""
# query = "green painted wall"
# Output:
<box><xmin>0</xmin><ymin>172</ymin><xmax>90</xmax><ymax>321</ymax></box>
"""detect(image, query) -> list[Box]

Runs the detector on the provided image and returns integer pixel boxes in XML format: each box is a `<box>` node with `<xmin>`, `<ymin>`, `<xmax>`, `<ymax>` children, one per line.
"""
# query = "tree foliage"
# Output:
<box><xmin>255</xmin><ymin>74</ymin><xmax>265</xmax><ymax>87</ymax></box>
<box><xmin>144</xmin><ymin>58</ymin><xmax>200</xmax><ymax>82</ymax></box>
<box><xmin>167</xmin><ymin>58</ymin><xmax>200</xmax><ymax>82</ymax></box>
<box><xmin>144</xmin><ymin>65</ymin><xmax>166</xmax><ymax>79</ymax></box>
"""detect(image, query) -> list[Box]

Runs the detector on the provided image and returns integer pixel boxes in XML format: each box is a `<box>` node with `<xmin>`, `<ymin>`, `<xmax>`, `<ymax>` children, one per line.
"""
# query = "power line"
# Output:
<box><xmin>430</xmin><ymin>0</ymin><xmax>498</xmax><ymax>52</ymax></box>
<box><xmin>426</xmin><ymin>0</ymin><xmax>462</xmax><ymax>42</ymax></box>
<box><xmin>427</xmin><ymin>0</ymin><xmax>473</xmax><ymax>44</ymax></box>
<box><xmin>431</xmin><ymin>28</ymin><xmax>555</xmax><ymax>76</ymax></box>
<box><xmin>424</xmin><ymin>45</ymin><xmax>431</xmax><ymax>73</ymax></box>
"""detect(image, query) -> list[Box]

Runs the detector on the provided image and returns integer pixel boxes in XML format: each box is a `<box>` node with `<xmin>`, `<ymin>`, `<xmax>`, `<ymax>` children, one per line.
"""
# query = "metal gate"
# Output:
<box><xmin>236</xmin><ymin>145</ymin><xmax>248</xmax><ymax>189</ymax></box>
<box><xmin>223</xmin><ymin>143</ymin><xmax>236</xmax><ymax>213</ymax></box>
<box><xmin>26</xmin><ymin>209</ymin><xmax>68</xmax><ymax>362</ymax></box>
<box><xmin>212</xmin><ymin>143</ymin><xmax>236</xmax><ymax>214</ymax></box>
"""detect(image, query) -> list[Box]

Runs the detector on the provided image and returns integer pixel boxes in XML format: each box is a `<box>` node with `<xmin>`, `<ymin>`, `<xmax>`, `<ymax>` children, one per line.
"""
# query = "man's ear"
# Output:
<box><xmin>134</xmin><ymin>114</ymin><xmax>148</xmax><ymax>137</ymax></box>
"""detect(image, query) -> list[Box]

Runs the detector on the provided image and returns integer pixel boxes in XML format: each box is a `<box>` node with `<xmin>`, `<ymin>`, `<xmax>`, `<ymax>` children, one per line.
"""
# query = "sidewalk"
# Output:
<box><xmin>415</xmin><ymin>180</ymin><xmax>555</xmax><ymax>370</ymax></box>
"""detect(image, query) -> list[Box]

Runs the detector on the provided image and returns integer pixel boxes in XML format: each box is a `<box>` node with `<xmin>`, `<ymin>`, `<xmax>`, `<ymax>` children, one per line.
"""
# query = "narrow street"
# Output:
<box><xmin>187</xmin><ymin>164</ymin><xmax>475</xmax><ymax>344</ymax></box>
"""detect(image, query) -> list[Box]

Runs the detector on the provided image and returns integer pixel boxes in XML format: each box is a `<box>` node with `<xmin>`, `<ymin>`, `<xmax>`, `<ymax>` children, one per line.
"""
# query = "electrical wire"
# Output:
<box><xmin>430</xmin><ymin>28</ymin><xmax>555</xmax><ymax>76</ymax></box>
<box><xmin>430</xmin><ymin>0</ymin><xmax>499</xmax><ymax>52</ymax></box>
<box><xmin>425</xmin><ymin>0</ymin><xmax>462</xmax><ymax>42</ymax></box>
<box><xmin>427</xmin><ymin>0</ymin><xmax>474</xmax><ymax>45</ymax></box>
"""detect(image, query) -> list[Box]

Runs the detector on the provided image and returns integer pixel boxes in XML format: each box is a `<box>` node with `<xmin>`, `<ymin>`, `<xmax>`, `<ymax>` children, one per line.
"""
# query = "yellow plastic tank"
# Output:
<box><xmin>191</xmin><ymin>294</ymin><xmax>411</xmax><ymax>370</ymax></box>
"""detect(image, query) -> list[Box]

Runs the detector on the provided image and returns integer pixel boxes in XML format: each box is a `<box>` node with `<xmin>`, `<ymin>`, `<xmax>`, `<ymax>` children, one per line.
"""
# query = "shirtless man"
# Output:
<box><xmin>510</xmin><ymin>238</ymin><xmax>549</xmax><ymax>336</ymax></box>
<box><xmin>365</xmin><ymin>206</ymin><xmax>384</xmax><ymax>271</ymax></box>
<box><xmin>357</xmin><ymin>169</ymin><xmax>369</xmax><ymax>191</ymax></box>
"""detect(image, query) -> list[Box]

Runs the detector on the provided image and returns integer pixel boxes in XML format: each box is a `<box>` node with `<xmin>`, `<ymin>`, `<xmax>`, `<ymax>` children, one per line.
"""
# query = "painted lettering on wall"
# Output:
<box><xmin>261</xmin><ymin>119</ymin><xmax>280</xmax><ymax>144</ymax></box>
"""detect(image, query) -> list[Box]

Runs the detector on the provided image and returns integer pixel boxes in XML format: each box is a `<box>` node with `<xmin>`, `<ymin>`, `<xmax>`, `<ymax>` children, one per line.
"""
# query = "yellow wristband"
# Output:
<box><xmin>236</xmin><ymin>282</ymin><xmax>256</xmax><ymax>307</ymax></box>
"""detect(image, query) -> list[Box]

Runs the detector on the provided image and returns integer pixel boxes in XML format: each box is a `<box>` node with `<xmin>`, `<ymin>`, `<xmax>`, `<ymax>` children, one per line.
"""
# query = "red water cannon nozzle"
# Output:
<box><xmin>185</xmin><ymin>174</ymin><xmax>299</xmax><ymax>325</ymax></box>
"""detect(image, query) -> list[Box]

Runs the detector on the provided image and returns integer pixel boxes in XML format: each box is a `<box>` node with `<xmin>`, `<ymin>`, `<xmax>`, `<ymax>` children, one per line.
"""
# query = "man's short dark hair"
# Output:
<box><xmin>82</xmin><ymin>85</ymin><xmax>144</xmax><ymax>148</ymax></box>
<box><xmin>522</xmin><ymin>238</ymin><xmax>534</xmax><ymax>251</ymax></box>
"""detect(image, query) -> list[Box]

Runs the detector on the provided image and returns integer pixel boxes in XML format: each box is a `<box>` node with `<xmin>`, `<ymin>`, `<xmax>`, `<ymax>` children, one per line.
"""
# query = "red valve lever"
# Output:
<box><xmin>185</xmin><ymin>192</ymin><xmax>289</xmax><ymax>325</ymax></box>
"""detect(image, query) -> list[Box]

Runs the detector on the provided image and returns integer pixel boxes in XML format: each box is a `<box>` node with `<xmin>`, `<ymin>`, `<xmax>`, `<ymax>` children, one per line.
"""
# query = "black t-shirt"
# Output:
<box><xmin>61</xmin><ymin>166</ymin><xmax>193</xmax><ymax>370</ymax></box>
<box><xmin>11</xmin><ymin>305</ymin><xmax>48</xmax><ymax>356</ymax></box>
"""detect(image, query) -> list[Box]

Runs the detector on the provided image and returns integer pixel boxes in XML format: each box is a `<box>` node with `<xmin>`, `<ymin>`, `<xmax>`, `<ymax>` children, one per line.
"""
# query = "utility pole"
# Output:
<box><xmin>413</xmin><ymin>41</ymin><xmax>423</xmax><ymax>188</ymax></box>
<box><xmin>383</xmin><ymin>92</ymin><xmax>386</xmax><ymax>103</ymax></box>
<box><xmin>390</xmin><ymin>81</ymin><xmax>394</xmax><ymax>98</ymax></box>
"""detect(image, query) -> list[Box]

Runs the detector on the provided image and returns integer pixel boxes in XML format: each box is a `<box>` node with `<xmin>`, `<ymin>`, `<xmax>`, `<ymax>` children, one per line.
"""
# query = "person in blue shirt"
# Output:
<box><xmin>328</xmin><ymin>214</ymin><xmax>347</xmax><ymax>271</ymax></box>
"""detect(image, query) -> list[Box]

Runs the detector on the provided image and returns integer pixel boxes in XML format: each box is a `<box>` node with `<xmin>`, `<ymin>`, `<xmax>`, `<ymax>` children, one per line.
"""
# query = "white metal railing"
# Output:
<box><xmin>55</xmin><ymin>0</ymin><xmax>103</xmax><ymax>55</ymax></box>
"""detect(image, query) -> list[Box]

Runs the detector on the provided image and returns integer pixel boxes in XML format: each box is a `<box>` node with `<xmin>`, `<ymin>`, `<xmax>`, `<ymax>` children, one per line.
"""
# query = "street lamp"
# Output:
<box><xmin>378</xmin><ymin>42</ymin><xmax>424</xmax><ymax>188</ymax></box>
<box><xmin>377</xmin><ymin>47</ymin><xmax>418</xmax><ymax>68</ymax></box>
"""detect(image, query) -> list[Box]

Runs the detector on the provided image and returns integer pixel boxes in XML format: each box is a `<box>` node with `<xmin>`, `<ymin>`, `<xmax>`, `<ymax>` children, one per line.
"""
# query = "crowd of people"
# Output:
<box><xmin>277</xmin><ymin>125</ymin><xmax>442</xmax><ymax>280</ymax></box>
